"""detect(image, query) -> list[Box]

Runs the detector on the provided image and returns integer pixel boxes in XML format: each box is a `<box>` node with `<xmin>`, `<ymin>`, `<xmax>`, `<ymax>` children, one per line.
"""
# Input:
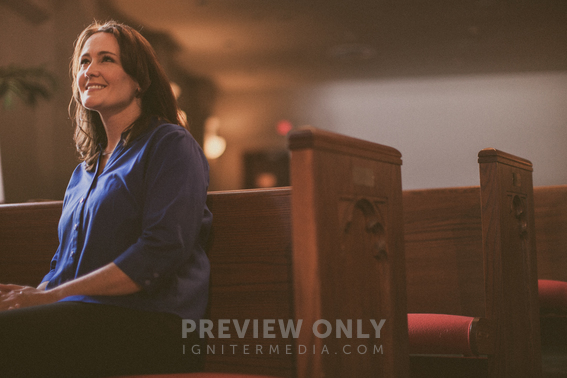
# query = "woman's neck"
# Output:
<box><xmin>101</xmin><ymin>106</ymin><xmax>142</xmax><ymax>153</ymax></box>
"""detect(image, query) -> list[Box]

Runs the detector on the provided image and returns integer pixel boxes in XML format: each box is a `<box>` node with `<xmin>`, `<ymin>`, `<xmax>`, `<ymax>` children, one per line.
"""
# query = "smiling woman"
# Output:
<box><xmin>0</xmin><ymin>21</ymin><xmax>211</xmax><ymax>377</ymax></box>
<box><xmin>76</xmin><ymin>32</ymin><xmax>143</xmax><ymax>175</ymax></box>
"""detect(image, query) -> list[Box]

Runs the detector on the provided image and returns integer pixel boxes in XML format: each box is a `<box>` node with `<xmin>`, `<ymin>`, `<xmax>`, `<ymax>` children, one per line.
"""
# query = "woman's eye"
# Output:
<box><xmin>102</xmin><ymin>56</ymin><xmax>115</xmax><ymax>63</ymax></box>
<box><xmin>80</xmin><ymin>59</ymin><xmax>90</xmax><ymax>65</ymax></box>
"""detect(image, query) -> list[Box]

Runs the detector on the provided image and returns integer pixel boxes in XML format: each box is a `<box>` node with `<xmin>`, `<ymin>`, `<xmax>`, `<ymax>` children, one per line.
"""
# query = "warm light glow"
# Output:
<box><xmin>255</xmin><ymin>172</ymin><xmax>277</xmax><ymax>188</ymax></box>
<box><xmin>203</xmin><ymin>116</ymin><xmax>226</xmax><ymax>159</ymax></box>
<box><xmin>204</xmin><ymin>135</ymin><xmax>226</xmax><ymax>160</ymax></box>
<box><xmin>276</xmin><ymin>119</ymin><xmax>293</xmax><ymax>136</ymax></box>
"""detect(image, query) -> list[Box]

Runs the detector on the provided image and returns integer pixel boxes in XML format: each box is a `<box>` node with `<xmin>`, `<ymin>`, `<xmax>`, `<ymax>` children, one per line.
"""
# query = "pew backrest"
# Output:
<box><xmin>403</xmin><ymin>186</ymin><xmax>484</xmax><ymax>317</ymax></box>
<box><xmin>0</xmin><ymin>201</ymin><xmax>61</xmax><ymax>287</ymax></box>
<box><xmin>534</xmin><ymin>185</ymin><xmax>567</xmax><ymax>282</ymax></box>
<box><xmin>203</xmin><ymin>187</ymin><xmax>295</xmax><ymax>377</ymax></box>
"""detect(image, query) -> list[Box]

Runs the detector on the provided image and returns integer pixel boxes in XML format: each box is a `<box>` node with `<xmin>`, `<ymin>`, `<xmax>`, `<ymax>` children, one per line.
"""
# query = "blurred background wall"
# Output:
<box><xmin>209</xmin><ymin>72</ymin><xmax>567</xmax><ymax>191</ymax></box>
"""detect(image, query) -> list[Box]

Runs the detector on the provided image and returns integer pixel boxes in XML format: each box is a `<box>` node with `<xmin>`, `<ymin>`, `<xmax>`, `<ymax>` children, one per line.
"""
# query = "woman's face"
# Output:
<box><xmin>77</xmin><ymin>32</ymin><xmax>141</xmax><ymax>122</ymax></box>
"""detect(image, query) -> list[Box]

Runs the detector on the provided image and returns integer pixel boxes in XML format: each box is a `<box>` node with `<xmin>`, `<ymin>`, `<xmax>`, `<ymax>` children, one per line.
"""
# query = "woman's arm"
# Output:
<box><xmin>0</xmin><ymin>263</ymin><xmax>140</xmax><ymax>311</ymax></box>
<box><xmin>112</xmin><ymin>126</ymin><xmax>210</xmax><ymax>294</ymax></box>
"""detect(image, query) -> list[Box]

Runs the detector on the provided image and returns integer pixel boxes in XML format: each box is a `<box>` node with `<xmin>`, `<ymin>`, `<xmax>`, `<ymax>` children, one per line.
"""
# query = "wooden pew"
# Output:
<box><xmin>478</xmin><ymin>148</ymin><xmax>541</xmax><ymax>377</ymax></box>
<box><xmin>535</xmin><ymin>185</ymin><xmax>567</xmax><ymax>285</ymax></box>
<box><xmin>0</xmin><ymin>201</ymin><xmax>61</xmax><ymax>287</ymax></box>
<box><xmin>0</xmin><ymin>127</ymin><xmax>410</xmax><ymax>378</ymax></box>
<box><xmin>534</xmin><ymin>185</ymin><xmax>567</xmax><ymax>362</ymax></box>
<box><xmin>288</xmin><ymin>128</ymin><xmax>409</xmax><ymax>378</ymax></box>
<box><xmin>404</xmin><ymin>149</ymin><xmax>542</xmax><ymax>378</ymax></box>
<box><xmin>202</xmin><ymin>188</ymin><xmax>294</xmax><ymax>377</ymax></box>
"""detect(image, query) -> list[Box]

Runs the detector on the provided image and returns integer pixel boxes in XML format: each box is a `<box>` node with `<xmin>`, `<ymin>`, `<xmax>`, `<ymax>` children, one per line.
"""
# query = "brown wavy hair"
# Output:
<box><xmin>69</xmin><ymin>20</ymin><xmax>184</xmax><ymax>171</ymax></box>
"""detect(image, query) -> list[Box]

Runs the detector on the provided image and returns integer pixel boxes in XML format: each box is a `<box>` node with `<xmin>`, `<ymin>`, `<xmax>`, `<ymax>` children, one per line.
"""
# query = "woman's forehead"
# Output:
<box><xmin>81</xmin><ymin>32</ymin><xmax>120</xmax><ymax>56</ymax></box>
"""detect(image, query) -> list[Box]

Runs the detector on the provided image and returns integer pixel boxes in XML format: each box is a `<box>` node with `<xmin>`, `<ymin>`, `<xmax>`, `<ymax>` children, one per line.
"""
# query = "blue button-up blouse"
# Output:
<box><xmin>42</xmin><ymin>119</ymin><xmax>211</xmax><ymax>321</ymax></box>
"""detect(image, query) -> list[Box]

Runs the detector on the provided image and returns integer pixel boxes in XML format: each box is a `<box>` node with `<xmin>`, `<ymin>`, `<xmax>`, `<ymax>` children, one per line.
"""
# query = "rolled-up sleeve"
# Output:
<box><xmin>113</xmin><ymin>127</ymin><xmax>209</xmax><ymax>293</ymax></box>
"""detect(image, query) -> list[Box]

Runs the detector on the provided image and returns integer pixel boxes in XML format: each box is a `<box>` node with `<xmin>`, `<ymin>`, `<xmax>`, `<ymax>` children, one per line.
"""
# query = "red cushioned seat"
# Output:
<box><xmin>408</xmin><ymin>313</ymin><xmax>476</xmax><ymax>356</ymax></box>
<box><xmin>538</xmin><ymin>279</ymin><xmax>567</xmax><ymax>309</ymax></box>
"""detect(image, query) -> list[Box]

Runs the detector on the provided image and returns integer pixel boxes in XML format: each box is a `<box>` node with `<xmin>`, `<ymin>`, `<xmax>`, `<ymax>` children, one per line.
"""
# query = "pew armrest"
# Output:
<box><xmin>469</xmin><ymin>317</ymin><xmax>494</xmax><ymax>355</ymax></box>
<box><xmin>408</xmin><ymin>314</ymin><xmax>494</xmax><ymax>356</ymax></box>
<box><xmin>539</xmin><ymin>279</ymin><xmax>567</xmax><ymax>312</ymax></box>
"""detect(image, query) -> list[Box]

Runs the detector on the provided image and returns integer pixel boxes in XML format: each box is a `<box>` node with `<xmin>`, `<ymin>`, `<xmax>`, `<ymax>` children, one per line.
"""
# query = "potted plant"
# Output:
<box><xmin>0</xmin><ymin>65</ymin><xmax>57</xmax><ymax>203</ymax></box>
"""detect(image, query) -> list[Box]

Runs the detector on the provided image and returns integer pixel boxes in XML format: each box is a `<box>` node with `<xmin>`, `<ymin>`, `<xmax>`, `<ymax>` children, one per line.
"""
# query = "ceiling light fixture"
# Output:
<box><xmin>203</xmin><ymin>116</ymin><xmax>226</xmax><ymax>160</ymax></box>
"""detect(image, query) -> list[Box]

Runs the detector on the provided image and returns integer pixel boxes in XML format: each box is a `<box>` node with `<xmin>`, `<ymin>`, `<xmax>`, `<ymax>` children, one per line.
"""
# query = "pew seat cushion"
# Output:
<box><xmin>408</xmin><ymin>313</ymin><xmax>475</xmax><ymax>356</ymax></box>
<box><xmin>539</xmin><ymin>279</ymin><xmax>567</xmax><ymax>310</ymax></box>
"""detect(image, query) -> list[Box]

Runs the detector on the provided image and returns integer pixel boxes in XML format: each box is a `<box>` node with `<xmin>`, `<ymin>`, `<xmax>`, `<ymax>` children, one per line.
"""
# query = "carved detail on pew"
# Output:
<box><xmin>340</xmin><ymin>197</ymin><xmax>388</xmax><ymax>260</ymax></box>
<box><xmin>511</xmin><ymin>194</ymin><xmax>528</xmax><ymax>239</ymax></box>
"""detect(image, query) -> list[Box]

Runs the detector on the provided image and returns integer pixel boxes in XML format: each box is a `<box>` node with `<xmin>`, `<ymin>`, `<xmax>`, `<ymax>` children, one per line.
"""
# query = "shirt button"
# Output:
<box><xmin>145</xmin><ymin>280</ymin><xmax>151</xmax><ymax>286</ymax></box>
<box><xmin>79</xmin><ymin>197</ymin><xmax>84</xmax><ymax>203</ymax></box>
<box><xmin>74</xmin><ymin>224</ymin><xmax>79</xmax><ymax>231</ymax></box>
<box><xmin>153</xmin><ymin>273</ymin><xmax>160</xmax><ymax>278</ymax></box>
<box><xmin>70</xmin><ymin>250</ymin><xmax>75</xmax><ymax>257</ymax></box>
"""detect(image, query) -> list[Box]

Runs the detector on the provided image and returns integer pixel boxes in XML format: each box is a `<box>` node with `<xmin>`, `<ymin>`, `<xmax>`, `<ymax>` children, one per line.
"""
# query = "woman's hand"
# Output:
<box><xmin>0</xmin><ymin>284</ymin><xmax>58</xmax><ymax>312</ymax></box>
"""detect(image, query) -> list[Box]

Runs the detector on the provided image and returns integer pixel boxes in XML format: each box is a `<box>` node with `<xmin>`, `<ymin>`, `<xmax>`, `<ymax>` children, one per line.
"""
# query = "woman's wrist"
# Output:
<box><xmin>45</xmin><ymin>286</ymin><xmax>66</xmax><ymax>302</ymax></box>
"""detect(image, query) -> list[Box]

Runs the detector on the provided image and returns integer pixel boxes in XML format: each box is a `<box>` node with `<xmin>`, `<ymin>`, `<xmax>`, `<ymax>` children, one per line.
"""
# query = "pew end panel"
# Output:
<box><xmin>478</xmin><ymin>148</ymin><xmax>542</xmax><ymax>378</ymax></box>
<box><xmin>289</xmin><ymin>127</ymin><xmax>410</xmax><ymax>378</ymax></box>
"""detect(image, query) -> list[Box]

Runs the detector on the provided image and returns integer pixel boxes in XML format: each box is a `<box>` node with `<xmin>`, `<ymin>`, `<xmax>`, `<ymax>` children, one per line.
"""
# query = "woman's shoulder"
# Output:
<box><xmin>151</xmin><ymin>120</ymin><xmax>191</xmax><ymax>138</ymax></box>
<box><xmin>149</xmin><ymin>119</ymin><xmax>202</xmax><ymax>143</ymax></box>
<box><xmin>145</xmin><ymin>120</ymin><xmax>204</xmax><ymax>156</ymax></box>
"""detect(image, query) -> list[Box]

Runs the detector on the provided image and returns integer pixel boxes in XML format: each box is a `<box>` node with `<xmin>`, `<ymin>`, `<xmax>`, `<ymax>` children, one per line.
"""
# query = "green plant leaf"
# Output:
<box><xmin>0</xmin><ymin>65</ymin><xmax>57</xmax><ymax>109</ymax></box>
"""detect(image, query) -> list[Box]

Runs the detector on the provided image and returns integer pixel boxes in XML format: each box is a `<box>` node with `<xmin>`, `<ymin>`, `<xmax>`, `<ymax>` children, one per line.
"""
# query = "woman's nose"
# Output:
<box><xmin>84</xmin><ymin>63</ymin><xmax>99</xmax><ymax>77</ymax></box>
